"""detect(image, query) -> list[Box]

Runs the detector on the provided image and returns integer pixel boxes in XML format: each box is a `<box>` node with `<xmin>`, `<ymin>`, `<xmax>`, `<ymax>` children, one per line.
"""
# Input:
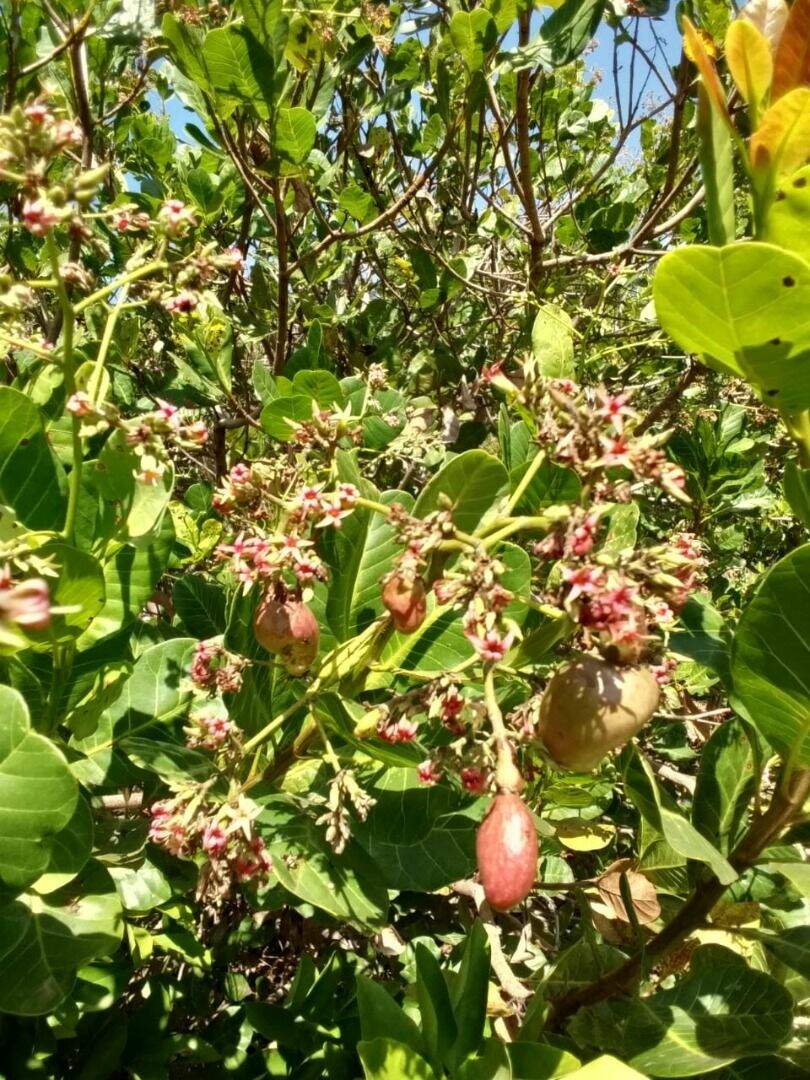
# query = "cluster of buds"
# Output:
<box><xmin>148</xmin><ymin>789</ymin><xmax>272</xmax><ymax>891</ymax></box>
<box><xmin>433</xmin><ymin>552</ymin><xmax>517</xmax><ymax>664</ymax></box>
<box><xmin>288</xmin><ymin>402</ymin><xmax>362</xmax><ymax>452</ymax></box>
<box><xmin>189</xmin><ymin>640</ymin><xmax>246</xmax><ymax>694</ymax></box>
<box><xmin>0</xmin><ymin>101</ymin><xmax>111</xmax><ymax>239</ymax></box>
<box><xmin>540</xmin><ymin>531</ymin><xmax>705</xmax><ymax>665</ymax></box>
<box><xmin>160</xmin><ymin>244</ymin><xmax>244</xmax><ymax>316</ymax></box>
<box><xmin>0</xmin><ymin>567</ymin><xmax>51</xmax><ymax>650</ymax></box>
<box><xmin>183</xmin><ymin>704</ymin><xmax>237</xmax><ymax>752</ymax></box>
<box><xmin>315</xmin><ymin>768</ymin><xmax>376</xmax><ymax>853</ymax></box>
<box><xmin>64</xmin><ymin>393</ymin><xmax>207</xmax><ymax>483</ymax></box>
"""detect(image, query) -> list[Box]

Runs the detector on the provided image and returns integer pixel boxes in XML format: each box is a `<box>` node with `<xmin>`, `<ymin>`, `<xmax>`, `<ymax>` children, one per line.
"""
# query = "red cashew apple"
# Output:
<box><xmin>476</xmin><ymin>792</ymin><xmax>538</xmax><ymax>911</ymax></box>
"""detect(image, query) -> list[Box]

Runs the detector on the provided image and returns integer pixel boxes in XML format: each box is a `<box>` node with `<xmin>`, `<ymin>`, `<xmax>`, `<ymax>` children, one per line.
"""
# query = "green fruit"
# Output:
<box><xmin>538</xmin><ymin>656</ymin><xmax>660</xmax><ymax>772</ymax></box>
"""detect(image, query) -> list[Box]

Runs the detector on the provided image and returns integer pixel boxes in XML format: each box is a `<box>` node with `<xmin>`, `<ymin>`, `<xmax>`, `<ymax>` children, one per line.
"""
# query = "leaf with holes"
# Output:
<box><xmin>653</xmin><ymin>242</ymin><xmax>810</xmax><ymax>410</ymax></box>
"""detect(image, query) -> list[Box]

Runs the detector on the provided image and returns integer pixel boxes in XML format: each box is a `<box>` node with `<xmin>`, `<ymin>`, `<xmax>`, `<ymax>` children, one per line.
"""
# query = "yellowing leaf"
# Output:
<box><xmin>741</xmin><ymin>0</ymin><xmax>789</xmax><ymax>52</ymax></box>
<box><xmin>555</xmin><ymin>819</ymin><xmax>615</xmax><ymax>851</ymax></box>
<box><xmin>772</xmin><ymin>0</ymin><xmax>810</xmax><ymax>98</ymax></box>
<box><xmin>751</xmin><ymin>87</ymin><xmax>810</xmax><ymax>176</ymax></box>
<box><xmin>726</xmin><ymin>19</ymin><xmax>773</xmax><ymax>104</ymax></box>
<box><xmin>683</xmin><ymin>17</ymin><xmax>732</xmax><ymax>128</ymax></box>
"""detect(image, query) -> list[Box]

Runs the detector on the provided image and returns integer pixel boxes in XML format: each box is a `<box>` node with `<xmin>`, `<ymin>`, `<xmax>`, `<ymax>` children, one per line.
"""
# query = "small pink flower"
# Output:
<box><xmin>22</xmin><ymin>198</ymin><xmax>61</xmax><ymax>236</ymax></box>
<box><xmin>155</xmin><ymin>399</ymin><xmax>180</xmax><ymax>425</ymax></box>
<box><xmin>461</xmin><ymin>767</ymin><xmax>488</xmax><ymax>794</ymax></box>
<box><xmin>293</xmin><ymin>557</ymin><xmax>322</xmax><ymax>583</ymax></box>
<box><xmin>202</xmin><ymin>821</ymin><xmax>229</xmax><ymax>857</ymax></box>
<box><xmin>181</xmin><ymin>420</ymin><xmax>209</xmax><ymax>445</ymax></box>
<box><xmin>595</xmin><ymin>390</ymin><xmax>633</xmax><ymax>433</ymax></box>
<box><xmin>553</xmin><ymin>378</ymin><xmax>579</xmax><ymax>396</ymax></box>
<box><xmin>159</xmin><ymin>199</ymin><xmax>196</xmax><ymax>237</ymax></box>
<box><xmin>163</xmin><ymin>291</ymin><xmax>198</xmax><ymax>315</ymax></box>
<box><xmin>0</xmin><ymin>578</ymin><xmax>51</xmax><ymax>631</ymax></box>
<box><xmin>316</xmin><ymin>497</ymin><xmax>352</xmax><ymax>529</ymax></box>
<box><xmin>114</xmin><ymin>212</ymin><xmax>131</xmax><ymax>232</ymax></box>
<box><xmin>54</xmin><ymin>119</ymin><xmax>83</xmax><ymax>147</ymax></box>
<box><xmin>337</xmin><ymin>483</ymin><xmax>359</xmax><ymax>508</ymax></box>
<box><xmin>563</xmin><ymin>565</ymin><xmax>603</xmax><ymax>602</ymax></box>
<box><xmin>135</xmin><ymin>464</ymin><xmax>164</xmax><ymax>486</ymax></box>
<box><xmin>467</xmin><ymin>629</ymin><xmax>512</xmax><ymax>663</ymax></box>
<box><xmin>66</xmin><ymin>391</ymin><xmax>95</xmax><ymax>417</ymax></box>
<box><xmin>223</xmin><ymin>246</ymin><xmax>244</xmax><ymax>270</ymax></box>
<box><xmin>534</xmin><ymin>532</ymin><xmax>565</xmax><ymax>560</ymax></box>
<box><xmin>482</xmin><ymin>361</ymin><xmax>504</xmax><ymax>382</ymax></box>
<box><xmin>230</xmin><ymin>463</ymin><xmax>252</xmax><ymax>487</ymax></box>
<box><xmin>25</xmin><ymin>103</ymin><xmax>51</xmax><ymax>124</ymax></box>
<box><xmin>298</xmin><ymin>485</ymin><xmax>322</xmax><ymax>513</ymax></box>
<box><xmin>417</xmin><ymin>759</ymin><xmax>442</xmax><ymax>785</ymax></box>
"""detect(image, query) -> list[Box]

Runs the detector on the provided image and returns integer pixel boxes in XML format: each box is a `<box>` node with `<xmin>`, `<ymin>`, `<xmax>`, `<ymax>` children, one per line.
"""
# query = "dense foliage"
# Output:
<box><xmin>1</xmin><ymin>0</ymin><xmax>809</xmax><ymax>1074</ymax></box>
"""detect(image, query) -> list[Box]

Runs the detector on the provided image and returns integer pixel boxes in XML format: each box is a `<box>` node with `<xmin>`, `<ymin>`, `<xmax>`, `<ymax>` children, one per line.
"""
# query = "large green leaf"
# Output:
<box><xmin>448</xmin><ymin>920</ymin><xmax>491</xmax><ymax>1071</ymax></box>
<box><xmin>623</xmin><ymin>748</ymin><xmax>737</xmax><ymax>885</ymax></box>
<box><xmin>0</xmin><ymin>687</ymin><xmax>77</xmax><ymax>891</ymax></box>
<box><xmin>531</xmin><ymin>304</ymin><xmax>575</xmax><ymax>379</ymax></box>
<box><xmin>765</xmin><ymin>163</ymin><xmax>810</xmax><ymax>263</ymax></box>
<box><xmin>539</xmin><ymin>0</ymin><xmax>605</xmax><ymax>67</ymax></box>
<box><xmin>72</xmin><ymin>639</ymin><xmax>196</xmax><ymax>774</ymax></box>
<box><xmin>202</xmin><ymin>24</ymin><xmax>272</xmax><ymax>115</ymax></box>
<box><xmin>320</xmin><ymin>489</ymin><xmax>410</xmax><ymax>642</ymax></box>
<box><xmin>414</xmin><ymin>450</ymin><xmax>507</xmax><ymax>532</ymax></box>
<box><xmin>239</xmin><ymin>0</ymin><xmax>287</xmax><ymax>63</ymax></box>
<box><xmin>30</xmin><ymin>795</ymin><xmax>93</xmax><ymax>896</ymax></box>
<box><xmin>731</xmin><ymin>544</ymin><xmax>810</xmax><ymax>765</ymax></box>
<box><xmin>0</xmin><ymin>861</ymin><xmax>123</xmax><ymax>1016</ymax></box>
<box><xmin>76</xmin><ymin>516</ymin><xmax>174</xmax><ymax>651</ymax></box>
<box><xmin>256</xmin><ymin>796</ymin><xmax>389</xmax><ymax>929</ymax></box>
<box><xmin>358</xmin><ymin>1039</ymin><xmax>436</xmax><ymax>1080</ymax></box>
<box><xmin>653</xmin><ymin>243</ymin><xmax>810</xmax><ymax>411</ymax></box>
<box><xmin>356</xmin><ymin>974</ymin><xmax>424</xmax><ymax>1054</ymax></box>
<box><xmin>26</xmin><ymin>542</ymin><xmax>106</xmax><ymax>649</ymax></box>
<box><xmin>696</xmin><ymin>82</ymin><xmax>735</xmax><ymax>246</ymax></box>
<box><xmin>353</xmin><ymin>767</ymin><xmax>484</xmax><ymax>891</ymax></box>
<box><xmin>173</xmin><ymin>574</ymin><xmax>227</xmax><ymax>639</ymax></box>
<box><xmin>692</xmin><ymin>718</ymin><xmax>757</xmax><ymax>855</ymax></box>
<box><xmin>275</xmin><ymin>106</ymin><xmax>316</xmax><ymax>164</ymax></box>
<box><xmin>0</xmin><ymin>386</ymin><xmax>66</xmax><ymax>531</ymax></box>
<box><xmin>449</xmin><ymin>10</ymin><xmax>497</xmax><ymax>72</ymax></box>
<box><xmin>569</xmin><ymin>946</ymin><xmax>793</xmax><ymax>1077</ymax></box>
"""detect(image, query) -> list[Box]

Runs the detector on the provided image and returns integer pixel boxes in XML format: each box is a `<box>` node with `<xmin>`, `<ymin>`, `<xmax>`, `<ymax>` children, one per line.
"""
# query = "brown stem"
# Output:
<box><xmin>516</xmin><ymin>10</ymin><xmax>544</xmax><ymax>296</ymax></box>
<box><xmin>272</xmin><ymin>176</ymin><xmax>289</xmax><ymax>374</ymax></box>
<box><xmin>546</xmin><ymin>767</ymin><xmax>810</xmax><ymax>1029</ymax></box>
<box><xmin>635</xmin><ymin>362</ymin><xmax>698</xmax><ymax>436</ymax></box>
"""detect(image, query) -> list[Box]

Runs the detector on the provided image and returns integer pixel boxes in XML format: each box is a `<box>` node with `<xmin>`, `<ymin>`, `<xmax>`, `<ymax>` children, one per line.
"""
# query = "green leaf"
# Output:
<box><xmin>356</xmin><ymin>974</ymin><xmax>424</xmax><ymax>1054</ymax></box>
<box><xmin>784</xmin><ymin>459</ymin><xmax>810</xmax><ymax>528</ymax></box>
<box><xmin>414</xmin><ymin>450</ymin><xmax>507</xmax><ymax>533</ymax></box>
<box><xmin>260</xmin><ymin>395</ymin><xmax>315</xmax><ymax>440</ymax></box>
<box><xmin>567</xmin><ymin>1058</ymin><xmax>647</xmax><ymax>1079</ymax></box>
<box><xmin>358</xmin><ymin>1038</ymin><xmax>436</xmax><ymax>1080</ymax></box>
<box><xmin>123</xmin><ymin>737</ymin><xmax>215</xmax><ymax>782</ymax></box>
<box><xmin>72</xmin><ymin>639</ymin><xmax>196</xmax><ymax>769</ymax></box>
<box><xmin>161</xmin><ymin>13</ymin><xmax>210</xmax><ymax>87</ymax></box>
<box><xmin>697</xmin><ymin>82</ymin><xmax>736</xmax><ymax>246</ymax></box>
<box><xmin>353</xmin><ymin>768</ymin><xmax>482</xmax><ymax>891</ymax></box>
<box><xmin>653</xmin><ymin>242</ymin><xmax>810</xmax><ymax>411</ymax></box>
<box><xmin>765</xmin><ymin>163</ymin><xmax>810</xmax><ymax>263</ymax></box>
<box><xmin>203</xmin><ymin>25</ymin><xmax>272</xmax><ymax>116</ymax></box>
<box><xmin>0</xmin><ymin>861</ymin><xmax>123</xmax><ymax>1016</ymax></box>
<box><xmin>31</xmin><ymin>542</ymin><xmax>106</xmax><ymax>647</ymax></box>
<box><xmin>531</xmin><ymin>304</ymin><xmax>575</xmax><ymax>378</ymax></box>
<box><xmin>292</xmin><ymin>369</ymin><xmax>343</xmax><ymax>407</ymax></box>
<box><xmin>30</xmin><ymin>795</ymin><xmax>93</xmax><ymax>896</ymax></box>
<box><xmin>507</xmin><ymin>1041</ymin><xmax>582</xmax><ymax>1077</ymax></box>
<box><xmin>623</xmin><ymin>747</ymin><xmax>737</xmax><ymax>885</ymax></box>
<box><xmin>338</xmin><ymin>184</ymin><xmax>377</xmax><ymax>224</ymax></box>
<box><xmin>0</xmin><ymin>686</ymin><xmax>77</xmax><ymax>891</ymax></box>
<box><xmin>173</xmin><ymin>574</ymin><xmax>226</xmax><ymax>639</ymax></box>
<box><xmin>320</xmin><ymin>487</ymin><xmax>410</xmax><ymax>642</ymax></box>
<box><xmin>257</xmin><ymin>796</ymin><xmax>389</xmax><ymax>929</ymax></box>
<box><xmin>569</xmin><ymin>946</ymin><xmax>793</xmax><ymax>1077</ymax></box>
<box><xmin>670</xmin><ymin>594</ymin><xmax>732</xmax><ymax>687</ymax></box>
<box><xmin>692</xmin><ymin>718</ymin><xmax>757</xmax><ymax>854</ymax></box>
<box><xmin>416</xmin><ymin>944</ymin><xmax>458</xmax><ymax>1070</ymax></box>
<box><xmin>449</xmin><ymin>10</ymin><xmax>498</xmax><ymax>72</ymax></box>
<box><xmin>239</xmin><ymin>0</ymin><xmax>287</xmax><ymax>63</ymax></box>
<box><xmin>731</xmin><ymin>544</ymin><xmax>810</xmax><ymax>766</ymax></box>
<box><xmin>448</xmin><ymin>920</ymin><xmax>491</xmax><ymax>1071</ymax></box>
<box><xmin>540</xmin><ymin>0</ymin><xmax>605</xmax><ymax>68</ymax></box>
<box><xmin>275</xmin><ymin>106</ymin><xmax>316</xmax><ymax>164</ymax></box>
<box><xmin>110</xmin><ymin>858</ymin><xmax>173</xmax><ymax>913</ymax></box>
<box><xmin>756</xmin><ymin>925</ymin><xmax>810</xmax><ymax>978</ymax></box>
<box><xmin>77</xmin><ymin>516</ymin><xmax>174</xmax><ymax>650</ymax></box>
<box><xmin>0</xmin><ymin>386</ymin><xmax>66</xmax><ymax>531</ymax></box>
<box><xmin>457</xmin><ymin>1038</ymin><xmax>511</xmax><ymax>1079</ymax></box>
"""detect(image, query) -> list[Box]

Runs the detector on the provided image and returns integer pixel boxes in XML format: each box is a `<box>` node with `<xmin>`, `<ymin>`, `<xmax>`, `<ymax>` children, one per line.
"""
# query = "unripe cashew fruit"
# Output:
<box><xmin>381</xmin><ymin>573</ymin><xmax>427</xmax><ymax>634</ymax></box>
<box><xmin>254</xmin><ymin>594</ymin><xmax>319</xmax><ymax>676</ymax></box>
<box><xmin>476</xmin><ymin>792</ymin><xmax>538</xmax><ymax>911</ymax></box>
<box><xmin>537</xmin><ymin>655</ymin><xmax>659</xmax><ymax>772</ymax></box>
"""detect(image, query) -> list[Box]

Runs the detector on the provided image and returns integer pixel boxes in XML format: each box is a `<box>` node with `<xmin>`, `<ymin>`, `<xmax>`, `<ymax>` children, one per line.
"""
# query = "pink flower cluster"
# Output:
<box><xmin>184</xmin><ymin>707</ymin><xmax>234</xmax><ymax>751</ymax></box>
<box><xmin>378</xmin><ymin>715</ymin><xmax>418</xmax><ymax>743</ymax></box>
<box><xmin>215</xmin><ymin>530</ymin><xmax>326</xmax><ymax>590</ymax></box>
<box><xmin>190</xmin><ymin>640</ymin><xmax>246</xmax><ymax>695</ymax></box>
<box><xmin>417</xmin><ymin>759</ymin><xmax>443</xmax><ymax>785</ymax></box>
<box><xmin>292</xmin><ymin>482</ymin><xmax>359</xmax><ymax>530</ymax></box>
<box><xmin>158</xmin><ymin>199</ymin><xmax>196</xmax><ymax>238</ymax></box>
<box><xmin>148</xmin><ymin>799</ymin><xmax>272</xmax><ymax>883</ymax></box>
